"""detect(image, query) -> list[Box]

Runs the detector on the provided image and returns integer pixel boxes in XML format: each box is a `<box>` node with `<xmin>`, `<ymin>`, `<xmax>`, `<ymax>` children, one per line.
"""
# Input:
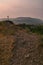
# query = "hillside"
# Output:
<box><xmin>14</xmin><ymin>17</ymin><xmax>43</xmax><ymax>24</ymax></box>
<box><xmin>0</xmin><ymin>21</ymin><xmax>43</xmax><ymax>65</ymax></box>
<box><xmin>0</xmin><ymin>17</ymin><xmax>43</xmax><ymax>25</ymax></box>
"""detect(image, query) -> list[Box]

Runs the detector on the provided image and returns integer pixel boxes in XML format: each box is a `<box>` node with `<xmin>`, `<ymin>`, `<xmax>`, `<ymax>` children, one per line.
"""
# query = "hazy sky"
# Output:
<box><xmin>0</xmin><ymin>0</ymin><xmax>43</xmax><ymax>19</ymax></box>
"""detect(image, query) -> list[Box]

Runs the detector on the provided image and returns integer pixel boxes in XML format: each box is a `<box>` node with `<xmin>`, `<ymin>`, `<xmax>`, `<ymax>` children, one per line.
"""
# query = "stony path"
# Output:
<box><xmin>0</xmin><ymin>29</ymin><xmax>43</xmax><ymax>65</ymax></box>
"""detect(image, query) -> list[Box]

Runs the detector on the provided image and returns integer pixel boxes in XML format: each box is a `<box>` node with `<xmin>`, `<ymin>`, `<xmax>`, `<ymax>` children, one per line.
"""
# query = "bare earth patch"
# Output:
<box><xmin>0</xmin><ymin>24</ymin><xmax>43</xmax><ymax>65</ymax></box>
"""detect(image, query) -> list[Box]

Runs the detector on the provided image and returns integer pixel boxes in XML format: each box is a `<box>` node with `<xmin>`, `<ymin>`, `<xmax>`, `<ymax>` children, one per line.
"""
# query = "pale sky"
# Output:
<box><xmin>0</xmin><ymin>0</ymin><xmax>43</xmax><ymax>20</ymax></box>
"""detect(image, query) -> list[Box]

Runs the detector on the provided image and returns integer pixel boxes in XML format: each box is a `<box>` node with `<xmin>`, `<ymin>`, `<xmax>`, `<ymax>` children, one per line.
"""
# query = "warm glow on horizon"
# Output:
<box><xmin>0</xmin><ymin>0</ymin><xmax>43</xmax><ymax>20</ymax></box>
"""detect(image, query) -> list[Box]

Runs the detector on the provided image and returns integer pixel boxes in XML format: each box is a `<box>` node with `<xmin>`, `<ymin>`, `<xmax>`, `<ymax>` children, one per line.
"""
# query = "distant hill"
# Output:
<box><xmin>0</xmin><ymin>17</ymin><xmax>43</xmax><ymax>25</ymax></box>
<box><xmin>14</xmin><ymin>17</ymin><xmax>43</xmax><ymax>25</ymax></box>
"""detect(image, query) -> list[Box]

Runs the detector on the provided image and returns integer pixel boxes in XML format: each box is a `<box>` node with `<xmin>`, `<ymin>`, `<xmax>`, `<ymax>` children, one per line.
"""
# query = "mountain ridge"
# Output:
<box><xmin>0</xmin><ymin>17</ymin><xmax>43</xmax><ymax>25</ymax></box>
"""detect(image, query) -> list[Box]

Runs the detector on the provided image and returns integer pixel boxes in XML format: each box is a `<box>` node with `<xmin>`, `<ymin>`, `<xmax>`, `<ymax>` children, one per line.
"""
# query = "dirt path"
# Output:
<box><xmin>0</xmin><ymin>30</ymin><xmax>43</xmax><ymax>65</ymax></box>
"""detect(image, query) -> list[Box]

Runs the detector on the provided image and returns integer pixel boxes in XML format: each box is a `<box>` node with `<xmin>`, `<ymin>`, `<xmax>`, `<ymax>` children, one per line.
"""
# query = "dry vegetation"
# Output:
<box><xmin>0</xmin><ymin>21</ymin><xmax>43</xmax><ymax>65</ymax></box>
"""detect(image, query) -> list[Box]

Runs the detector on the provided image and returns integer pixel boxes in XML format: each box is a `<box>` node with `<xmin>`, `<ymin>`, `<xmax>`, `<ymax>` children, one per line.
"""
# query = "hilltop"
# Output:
<box><xmin>14</xmin><ymin>17</ymin><xmax>43</xmax><ymax>25</ymax></box>
<box><xmin>0</xmin><ymin>20</ymin><xmax>43</xmax><ymax>65</ymax></box>
<box><xmin>0</xmin><ymin>17</ymin><xmax>43</xmax><ymax>25</ymax></box>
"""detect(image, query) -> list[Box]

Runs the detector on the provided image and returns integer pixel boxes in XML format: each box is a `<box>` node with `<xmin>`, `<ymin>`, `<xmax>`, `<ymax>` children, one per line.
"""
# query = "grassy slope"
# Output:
<box><xmin>0</xmin><ymin>21</ymin><xmax>43</xmax><ymax>65</ymax></box>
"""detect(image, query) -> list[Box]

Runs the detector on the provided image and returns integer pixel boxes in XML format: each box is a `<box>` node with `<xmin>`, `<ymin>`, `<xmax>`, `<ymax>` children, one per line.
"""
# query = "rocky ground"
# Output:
<box><xmin>0</xmin><ymin>22</ymin><xmax>43</xmax><ymax>65</ymax></box>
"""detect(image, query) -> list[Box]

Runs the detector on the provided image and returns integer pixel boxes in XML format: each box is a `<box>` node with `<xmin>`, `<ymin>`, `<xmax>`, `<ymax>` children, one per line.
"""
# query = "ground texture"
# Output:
<box><xmin>0</xmin><ymin>23</ymin><xmax>43</xmax><ymax>65</ymax></box>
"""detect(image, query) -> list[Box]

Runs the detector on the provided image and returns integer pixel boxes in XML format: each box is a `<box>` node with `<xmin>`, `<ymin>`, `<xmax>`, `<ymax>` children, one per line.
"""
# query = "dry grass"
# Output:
<box><xmin>0</xmin><ymin>21</ymin><xmax>43</xmax><ymax>65</ymax></box>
